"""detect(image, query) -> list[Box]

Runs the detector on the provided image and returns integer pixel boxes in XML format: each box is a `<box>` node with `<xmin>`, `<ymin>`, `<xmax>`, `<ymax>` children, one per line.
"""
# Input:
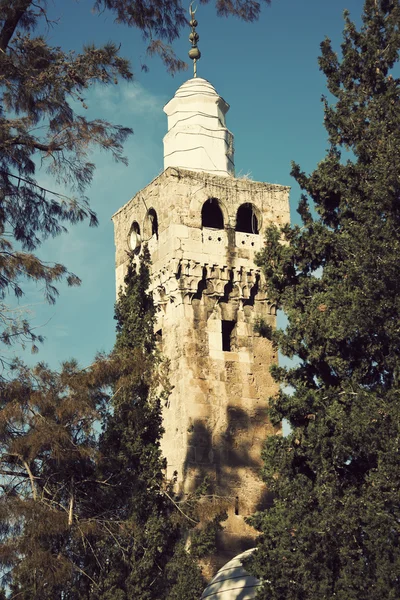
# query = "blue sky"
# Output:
<box><xmin>14</xmin><ymin>0</ymin><xmax>364</xmax><ymax>370</ymax></box>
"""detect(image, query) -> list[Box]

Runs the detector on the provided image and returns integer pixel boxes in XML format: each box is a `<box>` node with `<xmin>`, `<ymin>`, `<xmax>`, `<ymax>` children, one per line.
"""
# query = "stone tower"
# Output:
<box><xmin>112</xmin><ymin>75</ymin><xmax>290</xmax><ymax>565</ymax></box>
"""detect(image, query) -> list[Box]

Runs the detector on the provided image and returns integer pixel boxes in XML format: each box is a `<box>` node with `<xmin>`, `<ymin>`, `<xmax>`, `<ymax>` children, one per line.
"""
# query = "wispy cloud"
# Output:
<box><xmin>89</xmin><ymin>81</ymin><xmax>167</xmax><ymax>118</ymax></box>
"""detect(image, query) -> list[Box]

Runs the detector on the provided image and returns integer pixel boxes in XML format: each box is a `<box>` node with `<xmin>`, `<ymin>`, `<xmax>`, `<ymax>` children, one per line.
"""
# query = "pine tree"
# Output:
<box><xmin>247</xmin><ymin>2</ymin><xmax>400</xmax><ymax>599</ymax></box>
<box><xmin>0</xmin><ymin>0</ymin><xmax>132</xmax><ymax>354</ymax></box>
<box><xmin>0</xmin><ymin>357</ymin><xmax>112</xmax><ymax>599</ymax></box>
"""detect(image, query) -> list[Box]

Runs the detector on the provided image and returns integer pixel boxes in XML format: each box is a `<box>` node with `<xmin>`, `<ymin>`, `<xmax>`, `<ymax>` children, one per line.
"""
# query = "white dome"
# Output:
<box><xmin>174</xmin><ymin>77</ymin><xmax>219</xmax><ymax>99</ymax></box>
<box><xmin>201</xmin><ymin>549</ymin><xmax>261</xmax><ymax>600</ymax></box>
<box><xmin>163</xmin><ymin>76</ymin><xmax>234</xmax><ymax>177</ymax></box>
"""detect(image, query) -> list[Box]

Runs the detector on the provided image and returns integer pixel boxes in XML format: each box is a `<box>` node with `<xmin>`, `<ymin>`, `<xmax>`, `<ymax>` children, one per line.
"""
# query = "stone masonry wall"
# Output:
<box><xmin>113</xmin><ymin>167</ymin><xmax>290</xmax><ymax>567</ymax></box>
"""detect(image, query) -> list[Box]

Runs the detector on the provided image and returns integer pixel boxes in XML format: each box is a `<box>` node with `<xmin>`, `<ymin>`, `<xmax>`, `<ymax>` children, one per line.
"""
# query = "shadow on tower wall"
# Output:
<box><xmin>182</xmin><ymin>404</ymin><xmax>274</xmax><ymax>563</ymax></box>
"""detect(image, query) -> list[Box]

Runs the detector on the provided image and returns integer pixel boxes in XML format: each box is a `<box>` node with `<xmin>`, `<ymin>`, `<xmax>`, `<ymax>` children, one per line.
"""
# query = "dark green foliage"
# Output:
<box><xmin>89</xmin><ymin>248</ymin><xmax>204</xmax><ymax>600</ymax></box>
<box><xmin>247</xmin><ymin>2</ymin><xmax>400</xmax><ymax>599</ymax></box>
<box><xmin>114</xmin><ymin>246</ymin><xmax>156</xmax><ymax>354</ymax></box>
<box><xmin>190</xmin><ymin>514</ymin><xmax>225</xmax><ymax>559</ymax></box>
<box><xmin>164</xmin><ymin>544</ymin><xmax>206</xmax><ymax>600</ymax></box>
<box><xmin>77</xmin><ymin>251</ymin><xmax>205</xmax><ymax>600</ymax></box>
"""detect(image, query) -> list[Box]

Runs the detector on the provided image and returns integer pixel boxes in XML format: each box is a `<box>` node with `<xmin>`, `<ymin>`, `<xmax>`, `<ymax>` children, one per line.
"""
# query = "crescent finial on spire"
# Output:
<box><xmin>188</xmin><ymin>2</ymin><xmax>201</xmax><ymax>78</ymax></box>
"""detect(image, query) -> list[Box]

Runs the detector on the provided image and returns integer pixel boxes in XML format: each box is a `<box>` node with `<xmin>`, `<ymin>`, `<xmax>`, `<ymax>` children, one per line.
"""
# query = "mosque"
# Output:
<box><xmin>112</xmin><ymin>9</ymin><xmax>290</xmax><ymax>598</ymax></box>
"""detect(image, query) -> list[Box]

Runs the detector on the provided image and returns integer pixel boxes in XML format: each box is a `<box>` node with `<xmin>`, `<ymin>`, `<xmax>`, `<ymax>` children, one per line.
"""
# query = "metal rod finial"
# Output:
<box><xmin>188</xmin><ymin>2</ymin><xmax>201</xmax><ymax>77</ymax></box>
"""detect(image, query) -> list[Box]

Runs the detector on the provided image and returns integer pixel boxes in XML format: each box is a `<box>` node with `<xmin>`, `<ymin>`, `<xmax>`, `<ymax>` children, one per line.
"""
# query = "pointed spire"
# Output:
<box><xmin>188</xmin><ymin>3</ymin><xmax>201</xmax><ymax>77</ymax></box>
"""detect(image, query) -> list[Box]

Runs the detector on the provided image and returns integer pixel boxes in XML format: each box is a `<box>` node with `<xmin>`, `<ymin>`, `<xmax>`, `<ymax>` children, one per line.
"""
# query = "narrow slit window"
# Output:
<box><xmin>156</xmin><ymin>329</ymin><xmax>163</xmax><ymax>349</ymax></box>
<box><xmin>222</xmin><ymin>320</ymin><xmax>235</xmax><ymax>352</ymax></box>
<box><xmin>234</xmin><ymin>496</ymin><xmax>239</xmax><ymax>515</ymax></box>
<box><xmin>149</xmin><ymin>209</ymin><xmax>158</xmax><ymax>238</ymax></box>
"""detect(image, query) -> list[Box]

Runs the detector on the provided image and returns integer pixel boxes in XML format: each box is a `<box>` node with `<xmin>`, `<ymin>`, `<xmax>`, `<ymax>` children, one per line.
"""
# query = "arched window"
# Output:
<box><xmin>144</xmin><ymin>208</ymin><xmax>158</xmax><ymax>239</ymax></box>
<box><xmin>201</xmin><ymin>198</ymin><xmax>224</xmax><ymax>229</ymax></box>
<box><xmin>128</xmin><ymin>221</ymin><xmax>141</xmax><ymax>252</ymax></box>
<box><xmin>236</xmin><ymin>203</ymin><xmax>259</xmax><ymax>234</ymax></box>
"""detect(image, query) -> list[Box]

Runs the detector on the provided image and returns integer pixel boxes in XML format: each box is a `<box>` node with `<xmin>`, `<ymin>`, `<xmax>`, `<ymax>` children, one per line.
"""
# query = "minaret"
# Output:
<box><xmin>112</xmin><ymin>10</ymin><xmax>290</xmax><ymax>570</ymax></box>
<box><xmin>163</xmin><ymin>8</ymin><xmax>234</xmax><ymax>177</ymax></box>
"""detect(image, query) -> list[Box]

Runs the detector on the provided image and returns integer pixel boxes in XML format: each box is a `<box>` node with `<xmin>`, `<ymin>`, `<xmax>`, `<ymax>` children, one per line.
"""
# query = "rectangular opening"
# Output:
<box><xmin>222</xmin><ymin>320</ymin><xmax>235</xmax><ymax>352</ymax></box>
<box><xmin>155</xmin><ymin>329</ymin><xmax>163</xmax><ymax>349</ymax></box>
<box><xmin>234</xmin><ymin>496</ymin><xmax>239</xmax><ymax>516</ymax></box>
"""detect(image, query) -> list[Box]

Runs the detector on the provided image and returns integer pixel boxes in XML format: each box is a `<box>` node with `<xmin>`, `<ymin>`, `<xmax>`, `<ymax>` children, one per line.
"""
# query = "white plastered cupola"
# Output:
<box><xmin>163</xmin><ymin>77</ymin><xmax>235</xmax><ymax>177</ymax></box>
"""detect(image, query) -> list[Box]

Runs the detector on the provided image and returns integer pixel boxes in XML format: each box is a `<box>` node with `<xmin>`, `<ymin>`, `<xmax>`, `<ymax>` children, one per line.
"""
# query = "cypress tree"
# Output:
<box><xmin>248</xmin><ymin>2</ymin><xmax>400</xmax><ymax>599</ymax></box>
<box><xmin>87</xmin><ymin>246</ymin><xmax>205</xmax><ymax>600</ymax></box>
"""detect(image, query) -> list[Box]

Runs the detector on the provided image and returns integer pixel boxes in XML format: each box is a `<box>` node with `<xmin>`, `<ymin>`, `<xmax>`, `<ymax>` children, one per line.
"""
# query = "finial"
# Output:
<box><xmin>188</xmin><ymin>2</ymin><xmax>201</xmax><ymax>78</ymax></box>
